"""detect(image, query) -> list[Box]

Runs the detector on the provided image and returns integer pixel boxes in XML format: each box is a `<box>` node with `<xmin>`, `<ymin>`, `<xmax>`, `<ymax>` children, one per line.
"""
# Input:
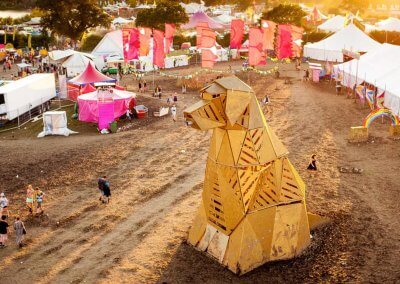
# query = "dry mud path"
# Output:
<box><xmin>1</xmin><ymin>68</ymin><xmax>399</xmax><ymax>283</ymax></box>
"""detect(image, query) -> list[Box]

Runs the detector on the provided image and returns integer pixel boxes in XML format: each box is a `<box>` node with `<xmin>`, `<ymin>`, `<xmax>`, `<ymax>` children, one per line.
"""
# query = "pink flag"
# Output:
<box><xmin>201</xmin><ymin>28</ymin><xmax>217</xmax><ymax>68</ymax></box>
<box><xmin>165</xmin><ymin>23</ymin><xmax>175</xmax><ymax>54</ymax></box>
<box><xmin>122</xmin><ymin>28</ymin><xmax>130</xmax><ymax>61</ymax></box>
<box><xmin>153</xmin><ymin>30</ymin><xmax>165</xmax><ymax>68</ymax></box>
<box><xmin>124</xmin><ymin>28</ymin><xmax>140</xmax><ymax>60</ymax></box>
<box><xmin>249</xmin><ymin>28</ymin><xmax>266</xmax><ymax>66</ymax></box>
<box><xmin>230</xmin><ymin>19</ymin><xmax>244</xmax><ymax>49</ymax></box>
<box><xmin>261</xmin><ymin>20</ymin><xmax>276</xmax><ymax>51</ymax></box>
<box><xmin>290</xmin><ymin>25</ymin><xmax>304</xmax><ymax>58</ymax></box>
<box><xmin>276</xmin><ymin>24</ymin><xmax>293</xmax><ymax>59</ymax></box>
<box><xmin>139</xmin><ymin>27</ymin><xmax>152</xmax><ymax>56</ymax></box>
<box><xmin>196</xmin><ymin>22</ymin><xmax>209</xmax><ymax>48</ymax></box>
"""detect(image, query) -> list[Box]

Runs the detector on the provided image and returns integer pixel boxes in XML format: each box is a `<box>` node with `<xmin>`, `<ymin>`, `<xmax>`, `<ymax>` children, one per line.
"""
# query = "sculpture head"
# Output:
<box><xmin>184</xmin><ymin>76</ymin><xmax>258</xmax><ymax>131</ymax></box>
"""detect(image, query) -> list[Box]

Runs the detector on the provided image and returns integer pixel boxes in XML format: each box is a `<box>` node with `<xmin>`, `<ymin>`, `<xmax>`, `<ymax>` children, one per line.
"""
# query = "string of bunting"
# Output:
<box><xmin>240</xmin><ymin>56</ymin><xmax>292</xmax><ymax>64</ymax></box>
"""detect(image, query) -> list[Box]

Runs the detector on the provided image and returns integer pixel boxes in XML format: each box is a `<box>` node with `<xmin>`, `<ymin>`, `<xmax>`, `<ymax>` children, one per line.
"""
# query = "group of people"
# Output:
<box><xmin>25</xmin><ymin>185</ymin><xmax>46</xmax><ymax>215</ymax></box>
<box><xmin>138</xmin><ymin>79</ymin><xmax>148</xmax><ymax>93</ymax></box>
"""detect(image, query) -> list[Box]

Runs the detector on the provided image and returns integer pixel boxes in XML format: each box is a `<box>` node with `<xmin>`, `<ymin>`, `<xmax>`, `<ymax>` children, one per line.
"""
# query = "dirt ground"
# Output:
<box><xmin>0</xmin><ymin>61</ymin><xmax>399</xmax><ymax>284</ymax></box>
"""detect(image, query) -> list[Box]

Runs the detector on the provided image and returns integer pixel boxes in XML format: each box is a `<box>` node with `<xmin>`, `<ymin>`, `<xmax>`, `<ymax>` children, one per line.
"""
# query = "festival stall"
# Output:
<box><xmin>304</xmin><ymin>24</ymin><xmax>381</xmax><ymax>62</ymax></box>
<box><xmin>67</xmin><ymin>62</ymin><xmax>116</xmax><ymax>101</ymax></box>
<box><xmin>78</xmin><ymin>88</ymin><xmax>135</xmax><ymax>130</ymax></box>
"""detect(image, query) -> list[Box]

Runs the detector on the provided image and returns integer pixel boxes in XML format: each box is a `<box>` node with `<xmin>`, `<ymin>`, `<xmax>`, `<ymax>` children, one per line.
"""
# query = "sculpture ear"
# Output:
<box><xmin>225</xmin><ymin>90</ymin><xmax>252</xmax><ymax>125</ymax></box>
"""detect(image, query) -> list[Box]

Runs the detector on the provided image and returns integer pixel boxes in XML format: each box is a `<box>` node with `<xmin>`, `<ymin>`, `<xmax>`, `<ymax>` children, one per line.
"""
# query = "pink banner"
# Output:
<box><xmin>249</xmin><ymin>28</ymin><xmax>266</xmax><ymax>66</ymax></box>
<box><xmin>201</xmin><ymin>28</ymin><xmax>216</xmax><ymax>48</ymax></box>
<box><xmin>139</xmin><ymin>27</ymin><xmax>152</xmax><ymax>56</ymax></box>
<box><xmin>290</xmin><ymin>25</ymin><xmax>304</xmax><ymax>58</ymax></box>
<box><xmin>122</xmin><ymin>28</ymin><xmax>130</xmax><ymax>61</ymax></box>
<box><xmin>201</xmin><ymin>28</ymin><xmax>217</xmax><ymax>68</ymax></box>
<box><xmin>261</xmin><ymin>20</ymin><xmax>276</xmax><ymax>51</ymax></box>
<box><xmin>127</xmin><ymin>28</ymin><xmax>140</xmax><ymax>60</ymax></box>
<box><xmin>165</xmin><ymin>23</ymin><xmax>176</xmax><ymax>54</ymax></box>
<box><xmin>153</xmin><ymin>30</ymin><xmax>165</xmax><ymax>68</ymax></box>
<box><xmin>196</xmin><ymin>22</ymin><xmax>209</xmax><ymax>48</ymax></box>
<box><xmin>230</xmin><ymin>19</ymin><xmax>244</xmax><ymax>49</ymax></box>
<box><xmin>276</xmin><ymin>24</ymin><xmax>293</xmax><ymax>59</ymax></box>
<box><xmin>98</xmin><ymin>102</ymin><xmax>115</xmax><ymax>130</ymax></box>
<box><xmin>201</xmin><ymin>49</ymin><xmax>217</xmax><ymax>68</ymax></box>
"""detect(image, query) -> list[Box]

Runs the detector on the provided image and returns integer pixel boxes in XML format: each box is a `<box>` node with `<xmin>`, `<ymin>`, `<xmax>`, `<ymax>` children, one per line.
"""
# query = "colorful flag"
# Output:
<box><xmin>165</xmin><ymin>23</ymin><xmax>175</xmax><ymax>54</ymax></box>
<box><xmin>261</xmin><ymin>20</ymin><xmax>276</xmax><ymax>51</ymax></box>
<box><xmin>153</xmin><ymin>29</ymin><xmax>165</xmax><ymax>68</ymax></box>
<box><xmin>230</xmin><ymin>19</ymin><xmax>244</xmax><ymax>49</ymax></box>
<box><xmin>201</xmin><ymin>49</ymin><xmax>218</xmax><ymax>68</ymax></box>
<box><xmin>123</xmin><ymin>28</ymin><xmax>140</xmax><ymax>61</ymax></box>
<box><xmin>290</xmin><ymin>25</ymin><xmax>304</xmax><ymax>58</ymax></box>
<box><xmin>139</xmin><ymin>27</ymin><xmax>152</xmax><ymax>56</ymax></box>
<box><xmin>276</xmin><ymin>24</ymin><xmax>292</xmax><ymax>59</ymax></box>
<box><xmin>196</xmin><ymin>22</ymin><xmax>209</xmax><ymax>48</ymax></box>
<box><xmin>28</xmin><ymin>34</ymin><xmax>32</xmax><ymax>48</ymax></box>
<box><xmin>249</xmin><ymin>28</ymin><xmax>266</xmax><ymax>66</ymax></box>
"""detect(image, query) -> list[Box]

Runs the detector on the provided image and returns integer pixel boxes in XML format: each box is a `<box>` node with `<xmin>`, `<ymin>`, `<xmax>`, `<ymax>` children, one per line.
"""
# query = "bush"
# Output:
<box><xmin>80</xmin><ymin>34</ymin><xmax>103</xmax><ymax>52</ymax></box>
<box><xmin>369</xmin><ymin>30</ymin><xmax>400</xmax><ymax>45</ymax></box>
<box><xmin>0</xmin><ymin>33</ymin><xmax>51</xmax><ymax>49</ymax></box>
<box><xmin>303</xmin><ymin>31</ymin><xmax>331</xmax><ymax>44</ymax></box>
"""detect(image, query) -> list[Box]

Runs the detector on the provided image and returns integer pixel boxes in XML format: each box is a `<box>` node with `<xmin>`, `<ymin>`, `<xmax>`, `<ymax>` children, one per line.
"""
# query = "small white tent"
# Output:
<box><xmin>375</xmin><ymin>17</ymin><xmax>400</xmax><ymax>32</ymax></box>
<box><xmin>317</xmin><ymin>15</ymin><xmax>346</xmax><ymax>33</ymax></box>
<box><xmin>91</xmin><ymin>30</ymin><xmax>123</xmax><ymax>58</ymax></box>
<box><xmin>304</xmin><ymin>24</ymin><xmax>381</xmax><ymax>62</ymax></box>
<box><xmin>38</xmin><ymin>111</ymin><xmax>77</xmax><ymax>137</ymax></box>
<box><xmin>62</xmin><ymin>53</ymin><xmax>93</xmax><ymax>77</ymax></box>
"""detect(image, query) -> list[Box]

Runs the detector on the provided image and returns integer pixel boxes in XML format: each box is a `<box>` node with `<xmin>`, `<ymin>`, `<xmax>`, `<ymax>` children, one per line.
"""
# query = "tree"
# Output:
<box><xmin>261</xmin><ymin>4</ymin><xmax>306</xmax><ymax>27</ymax></box>
<box><xmin>36</xmin><ymin>0</ymin><xmax>111</xmax><ymax>42</ymax></box>
<box><xmin>340</xmin><ymin>0</ymin><xmax>367</xmax><ymax>13</ymax></box>
<box><xmin>126</xmin><ymin>0</ymin><xmax>137</xmax><ymax>8</ymax></box>
<box><xmin>135</xmin><ymin>1</ymin><xmax>188</xmax><ymax>31</ymax></box>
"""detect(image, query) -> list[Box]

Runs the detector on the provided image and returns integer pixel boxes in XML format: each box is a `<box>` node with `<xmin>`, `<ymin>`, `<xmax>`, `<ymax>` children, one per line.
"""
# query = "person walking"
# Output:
<box><xmin>0</xmin><ymin>193</ymin><xmax>9</xmax><ymax>217</ymax></box>
<box><xmin>102</xmin><ymin>179</ymin><xmax>111</xmax><ymax>204</ymax></box>
<box><xmin>98</xmin><ymin>176</ymin><xmax>106</xmax><ymax>202</ymax></box>
<box><xmin>0</xmin><ymin>215</ymin><xmax>9</xmax><ymax>248</ymax></box>
<box><xmin>13</xmin><ymin>217</ymin><xmax>26</xmax><ymax>248</ymax></box>
<box><xmin>171</xmin><ymin>105</ymin><xmax>177</xmax><ymax>122</ymax></box>
<box><xmin>173</xmin><ymin>92</ymin><xmax>178</xmax><ymax>103</ymax></box>
<box><xmin>34</xmin><ymin>187</ymin><xmax>45</xmax><ymax>214</ymax></box>
<box><xmin>26</xmin><ymin>185</ymin><xmax>34</xmax><ymax>214</ymax></box>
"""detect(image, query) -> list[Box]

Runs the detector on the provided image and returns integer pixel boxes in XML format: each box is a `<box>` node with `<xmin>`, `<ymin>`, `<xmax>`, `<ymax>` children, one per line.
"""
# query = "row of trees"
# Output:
<box><xmin>0</xmin><ymin>33</ymin><xmax>51</xmax><ymax>49</ymax></box>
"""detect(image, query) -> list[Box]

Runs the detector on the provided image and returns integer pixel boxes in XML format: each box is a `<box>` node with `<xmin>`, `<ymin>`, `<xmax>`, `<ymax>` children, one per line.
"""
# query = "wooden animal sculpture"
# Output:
<box><xmin>184</xmin><ymin>76</ymin><xmax>319</xmax><ymax>275</ymax></box>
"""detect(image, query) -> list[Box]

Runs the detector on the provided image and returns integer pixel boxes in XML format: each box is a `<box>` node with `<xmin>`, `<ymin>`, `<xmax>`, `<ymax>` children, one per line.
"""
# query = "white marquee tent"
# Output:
<box><xmin>62</xmin><ymin>53</ymin><xmax>93</xmax><ymax>77</ymax></box>
<box><xmin>91</xmin><ymin>30</ymin><xmax>123</xmax><ymax>58</ymax></box>
<box><xmin>304</xmin><ymin>24</ymin><xmax>381</xmax><ymax>62</ymax></box>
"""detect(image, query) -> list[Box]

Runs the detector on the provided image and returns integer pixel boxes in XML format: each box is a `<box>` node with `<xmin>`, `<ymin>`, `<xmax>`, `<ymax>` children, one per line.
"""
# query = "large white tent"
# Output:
<box><xmin>334</xmin><ymin>43</ymin><xmax>400</xmax><ymax>116</ymax></box>
<box><xmin>304</xmin><ymin>24</ymin><xmax>381</xmax><ymax>62</ymax></box>
<box><xmin>335</xmin><ymin>43</ymin><xmax>400</xmax><ymax>87</ymax></box>
<box><xmin>91</xmin><ymin>30</ymin><xmax>123</xmax><ymax>58</ymax></box>
<box><xmin>317</xmin><ymin>15</ymin><xmax>346</xmax><ymax>33</ymax></box>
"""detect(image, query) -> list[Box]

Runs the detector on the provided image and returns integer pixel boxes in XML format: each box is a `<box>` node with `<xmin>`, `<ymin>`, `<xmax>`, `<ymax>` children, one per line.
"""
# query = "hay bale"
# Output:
<box><xmin>348</xmin><ymin>126</ymin><xmax>368</xmax><ymax>143</ymax></box>
<box><xmin>389</xmin><ymin>125</ymin><xmax>400</xmax><ymax>136</ymax></box>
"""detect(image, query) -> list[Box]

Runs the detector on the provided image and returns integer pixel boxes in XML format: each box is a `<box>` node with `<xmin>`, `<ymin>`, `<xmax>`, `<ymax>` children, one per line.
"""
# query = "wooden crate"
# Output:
<box><xmin>348</xmin><ymin>126</ymin><xmax>368</xmax><ymax>143</ymax></box>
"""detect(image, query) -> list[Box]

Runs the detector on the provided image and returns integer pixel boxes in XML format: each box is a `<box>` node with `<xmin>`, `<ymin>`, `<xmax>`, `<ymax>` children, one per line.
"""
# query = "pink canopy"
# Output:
<box><xmin>69</xmin><ymin>62</ymin><xmax>116</xmax><ymax>86</ymax></box>
<box><xmin>78</xmin><ymin>89</ymin><xmax>135</xmax><ymax>128</ymax></box>
<box><xmin>183</xmin><ymin>11</ymin><xmax>226</xmax><ymax>29</ymax></box>
<box><xmin>81</xmin><ymin>83</ymin><xmax>97</xmax><ymax>94</ymax></box>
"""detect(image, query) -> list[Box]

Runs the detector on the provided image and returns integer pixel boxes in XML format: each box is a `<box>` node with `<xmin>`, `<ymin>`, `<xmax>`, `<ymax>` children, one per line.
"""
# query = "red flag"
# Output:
<box><xmin>123</xmin><ymin>28</ymin><xmax>140</xmax><ymax>61</ymax></box>
<box><xmin>165</xmin><ymin>23</ymin><xmax>175</xmax><ymax>54</ymax></box>
<box><xmin>153</xmin><ymin>30</ymin><xmax>165</xmax><ymax>68</ymax></box>
<box><xmin>196</xmin><ymin>22</ymin><xmax>209</xmax><ymax>48</ymax></box>
<box><xmin>261</xmin><ymin>20</ymin><xmax>276</xmax><ymax>51</ymax></box>
<box><xmin>276</xmin><ymin>24</ymin><xmax>293</xmax><ymax>59</ymax></box>
<box><xmin>230</xmin><ymin>19</ymin><xmax>244</xmax><ymax>49</ymax></box>
<box><xmin>139</xmin><ymin>27</ymin><xmax>152</xmax><ymax>56</ymax></box>
<box><xmin>249</xmin><ymin>28</ymin><xmax>266</xmax><ymax>66</ymax></box>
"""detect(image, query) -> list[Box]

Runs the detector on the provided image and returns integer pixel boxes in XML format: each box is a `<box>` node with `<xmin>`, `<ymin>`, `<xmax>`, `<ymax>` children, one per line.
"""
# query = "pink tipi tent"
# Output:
<box><xmin>81</xmin><ymin>83</ymin><xmax>97</xmax><ymax>94</ymax></box>
<box><xmin>183</xmin><ymin>11</ymin><xmax>226</xmax><ymax>29</ymax></box>
<box><xmin>68</xmin><ymin>62</ymin><xmax>117</xmax><ymax>101</ymax></box>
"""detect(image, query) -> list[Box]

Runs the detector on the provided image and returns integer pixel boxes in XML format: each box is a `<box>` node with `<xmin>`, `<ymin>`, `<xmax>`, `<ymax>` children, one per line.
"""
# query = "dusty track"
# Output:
<box><xmin>0</xmin><ymin>63</ymin><xmax>399</xmax><ymax>283</ymax></box>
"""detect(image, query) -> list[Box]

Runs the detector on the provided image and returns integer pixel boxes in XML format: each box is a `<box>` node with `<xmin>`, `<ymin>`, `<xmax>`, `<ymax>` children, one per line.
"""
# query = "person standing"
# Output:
<box><xmin>181</xmin><ymin>82</ymin><xmax>187</xmax><ymax>94</ymax></box>
<box><xmin>171</xmin><ymin>105</ymin><xmax>177</xmax><ymax>122</ymax></box>
<box><xmin>0</xmin><ymin>215</ymin><xmax>9</xmax><ymax>248</ymax></box>
<box><xmin>173</xmin><ymin>92</ymin><xmax>178</xmax><ymax>103</ymax></box>
<box><xmin>13</xmin><ymin>217</ymin><xmax>26</xmax><ymax>248</ymax></box>
<box><xmin>143</xmin><ymin>80</ymin><xmax>147</xmax><ymax>92</ymax></box>
<box><xmin>98</xmin><ymin>176</ymin><xmax>106</xmax><ymax>202</ymax></box>
<box><xmin>307</xmin><ymin>154</ymin><xmax>318</xmax><ymax>171</ymax></box>
<box><xmin>26</xmin><ymin>185</ymin><xmax>34</xmax><ymax>214</ymax></box>
<box><xmin>102</xmin><ymin>179</ymin><xmax>111</xmax><ymax>204</ymax></box>
<box><xmin>138</xmin><ymin>80</ymin><xmax>142</xmax><ymax>93</ymax></box>
<box><xmin>34</xmin><ymin>187</ymin><xmax>45</xmax><ymax>214</ymax></box>
<box><xmin>0</xmin><ymin>193</ymin><xmax>9</xmax><ymax>217</ymax></box>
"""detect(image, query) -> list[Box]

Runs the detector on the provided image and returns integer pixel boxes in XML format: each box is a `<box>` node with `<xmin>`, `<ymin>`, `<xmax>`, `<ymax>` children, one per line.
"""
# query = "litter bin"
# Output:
<box><xmin>109</xmin><ymin>121</ymin><xmax>117</xmax><ymax>133</ymax></box>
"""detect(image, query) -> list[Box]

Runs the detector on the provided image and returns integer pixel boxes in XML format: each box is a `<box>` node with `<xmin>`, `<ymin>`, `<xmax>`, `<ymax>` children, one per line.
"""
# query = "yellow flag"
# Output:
<box><xmin>28</xmin><ymin>34</ymin><xmax>32</xmax><ymax>48</ymax></box>
<box><xmin>4</xmin><ymin>32</ymin><xmax>6</xmax><ymax>44</ymax></box>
